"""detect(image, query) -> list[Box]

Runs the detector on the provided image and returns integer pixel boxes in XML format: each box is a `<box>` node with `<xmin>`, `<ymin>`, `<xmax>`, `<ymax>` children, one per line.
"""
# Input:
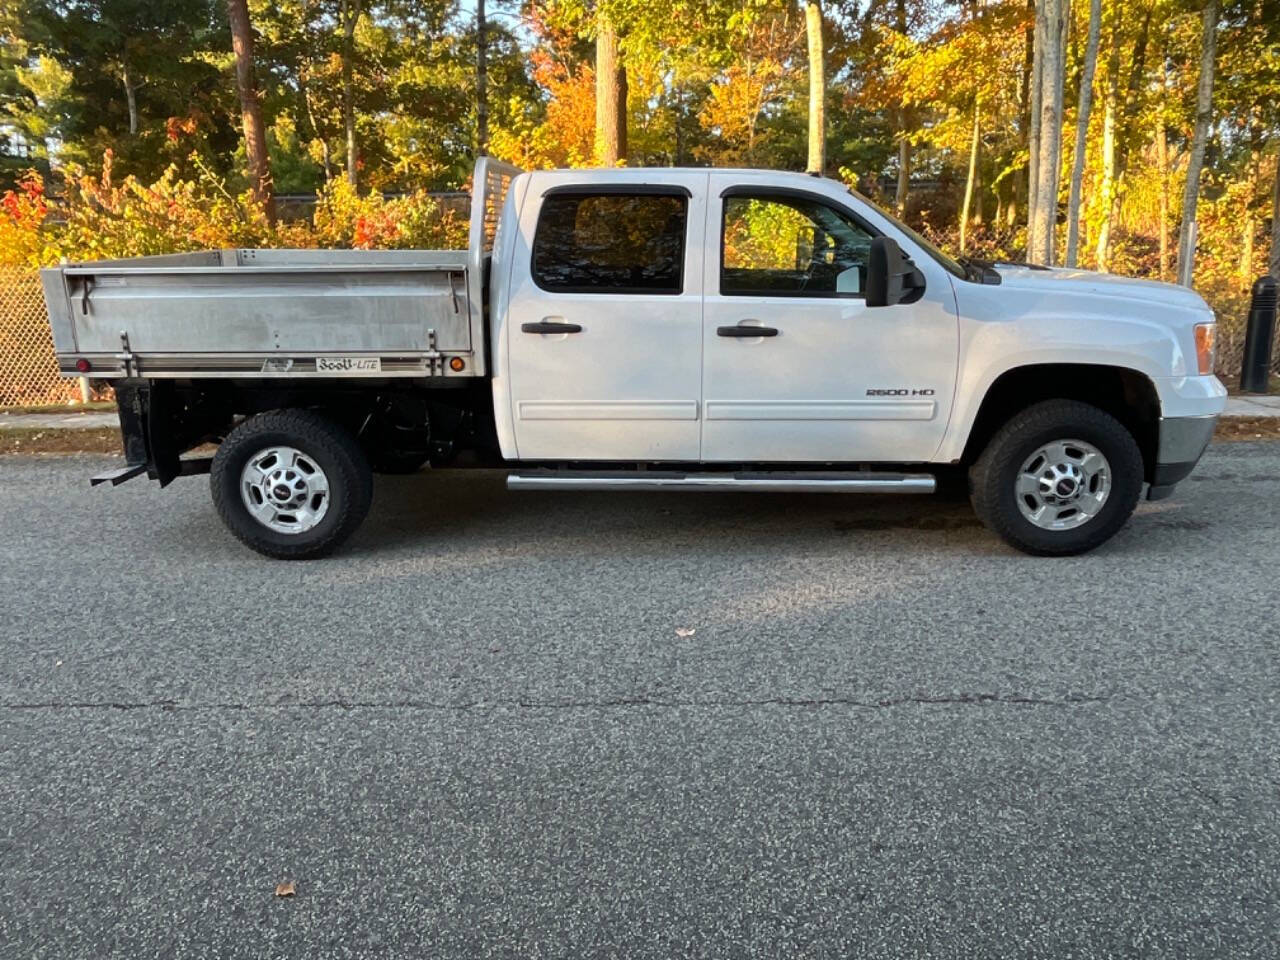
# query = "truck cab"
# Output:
<box><xmin>492</xmin><ymin>168</ymin><xmax>960</xmax><ymax>466</ymax></box>
<box><xmin>40</xmin><ymin>160</ymin><xmax>1227</xmax><ymax>560</ymax></box>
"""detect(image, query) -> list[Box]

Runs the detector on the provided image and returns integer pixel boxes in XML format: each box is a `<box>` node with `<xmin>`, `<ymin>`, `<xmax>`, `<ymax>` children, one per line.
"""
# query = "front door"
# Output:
<box><xmin>700</xmin><ymin>176</ymin><xmax>959</xmax><ymax>463</ymax></box>
<box><xmin>504</xmin><ymin>174</ymin><xmax>707</xmax><ymax>461</ymax></box>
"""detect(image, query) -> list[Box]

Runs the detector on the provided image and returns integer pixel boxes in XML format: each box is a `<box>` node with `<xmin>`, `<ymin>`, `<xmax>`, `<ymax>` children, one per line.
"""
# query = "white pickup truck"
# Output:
<box><xmin>40</xmin><ymin>158</ymin><xmax>1226</xmax><ymax>559</ymax></box>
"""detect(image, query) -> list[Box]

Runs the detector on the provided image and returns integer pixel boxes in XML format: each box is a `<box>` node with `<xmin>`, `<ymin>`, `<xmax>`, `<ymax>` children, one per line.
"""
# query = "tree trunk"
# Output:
<box><xmin>1094</xmin><ymin>26</ymin><xmax>1120</xmax><ymax>271</ymax></box>
<box><xmin>1157</xmin><ymin>61</ymin><xmax>1170</xmax><ymax>280</ymax></box>
<box><xmin>960</xmin><ymin>100</ymin><xmax>980</xmax><ymax>254</ymax></box>
<box><xmin>895</xmin><ymin>136</ymin><xmax>911</xmax><ymax>215</ymax></box>
<box><xmin>122</xmin><ymin>59</ymin><xmax>138</xmax><ymax>135</ymax></box>
<box><xmin>1237</xmin><ymin>145</ymin><xmax>1258</xmax><ymax>284</ymax></box>
<box><xmin>1012</xmin><ymin>0</ymin><xmax>1034</xmax><ymax>230</ymax></box>
<box><xmin>300</xmin><ymin>67</ymin><xmax>332</xmax><ymax>183</ymax></box>
<box><xmin>594</xmin><ymin>16</ymin><xmax>626</xmax><ymax>165</ymax></box>
<box><xmin>894</xmin><ymin>0</ymin><xmax>910</xmax><ymax>214</ymax></box>
<box><xmin>805</xmin><ymin>0</ymin><xmax>825</xmax><ymax>173</ymax></box>
<box><xmin>1271</xmin><ymin>154</ymin><xmax>1280</xmax><ymax>280</ymax></box>
<box><xmin>1177</xmin><ymin>0</ymin><xmax>1219</xmax><ymax>287</ymax></box>
<box><xmin>226</xmin><ymin>0</ymin><xmax>275</xmax><ymax>224</ymax></box>
<box><xmin>340</xmin><ymin>0</ymin><xmax>361</xmax><ymax>188</ymax></box>
<box><xmin>476</xmin><ymin>0</ymin><xmax>488</xmax><ymax>156</ymax></box>
<box><xmin>1026</xmin><ymin>0</ymin><xmax>1043</xmax><ymax>241</ymax></box>
<box><xmin>1239</xmin><ymin>117</ymin><xmax>1262</xmax><ymax>284</ymax></box>
<box><xmin>1029</xmin><ymin>0</ymin><xmax>1066</xmax><ymax>264</ymax></box>
<box><xmin>1064</xmin><ymin>0</ymin><xmax>1101</xmax><ymax>267</ymax></box>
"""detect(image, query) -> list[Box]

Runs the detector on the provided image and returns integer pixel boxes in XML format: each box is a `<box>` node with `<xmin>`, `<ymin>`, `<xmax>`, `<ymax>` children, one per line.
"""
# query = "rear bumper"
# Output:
<box><xmin>1147</xmin><ymin>413</ymin><xmax>1217</xmax><ymax>499</ymax></box>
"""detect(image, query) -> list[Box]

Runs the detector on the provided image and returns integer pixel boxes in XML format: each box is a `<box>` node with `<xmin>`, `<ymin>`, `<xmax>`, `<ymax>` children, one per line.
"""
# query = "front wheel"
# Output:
<box><xmin>969</xmin><ymin>399</ymin><xmax>1144</xmax><ymax>556</ymax></box>
<box><xmin>211</xmin><ymin>410</ymin><xmax>373</xmax><ymax>560</ymax></box>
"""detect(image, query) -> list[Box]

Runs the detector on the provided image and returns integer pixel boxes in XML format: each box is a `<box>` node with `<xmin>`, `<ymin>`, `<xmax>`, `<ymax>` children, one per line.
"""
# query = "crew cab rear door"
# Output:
<box><xmin>503</xmin><ymin>173</ymin><xmax>708</xmax><ymax>461</ymax></box>
<box><xmin>700</xmin><ymin>174</ymin><xmax>959</xmax><ymax>463</ymax></box>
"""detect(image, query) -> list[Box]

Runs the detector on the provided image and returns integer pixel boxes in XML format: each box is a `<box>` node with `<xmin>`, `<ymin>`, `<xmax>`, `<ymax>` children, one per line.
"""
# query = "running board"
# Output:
<box><xmin>506</xmin><ymin>470</ymin><xmax>936</xmax><ymax>494</ymax></box>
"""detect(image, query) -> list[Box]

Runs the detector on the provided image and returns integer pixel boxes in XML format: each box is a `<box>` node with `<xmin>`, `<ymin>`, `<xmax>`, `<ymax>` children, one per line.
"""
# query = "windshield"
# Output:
<box><xmin>847</xmin><ymin>187</ymin><xmax>967</xmax><ymax>280</ymax></box>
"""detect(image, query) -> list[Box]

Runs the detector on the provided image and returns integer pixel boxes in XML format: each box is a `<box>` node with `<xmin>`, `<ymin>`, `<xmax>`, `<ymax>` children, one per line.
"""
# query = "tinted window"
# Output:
<box><xmin>722</xmin><ymin>195</ymin><xmax>875</xmax><ymax>297</ymax></box>
<box><xmin>532</xmin><ymin>192</ymin><xmax>687</xmax><ymax>294</ymax></box>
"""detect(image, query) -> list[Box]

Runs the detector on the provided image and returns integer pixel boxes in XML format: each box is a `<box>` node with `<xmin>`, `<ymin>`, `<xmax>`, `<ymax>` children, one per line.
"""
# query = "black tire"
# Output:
<box><xmin>969</xmin><ymin>399</ymin><xmax>1144</xmax><ymax>556</ymax></box>
<box><xmin>211</xmin><ymin>409</ymin><xmax>373</xmax><ymax>560</ymax></box>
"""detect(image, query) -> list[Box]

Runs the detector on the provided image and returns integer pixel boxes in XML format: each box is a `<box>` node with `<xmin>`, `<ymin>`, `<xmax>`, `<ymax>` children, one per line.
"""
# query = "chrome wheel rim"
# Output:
<box><xmin>240</xmin><ymin>446</ymin><xmax>330</xmax><ymax>534</ymax></box>
<box><xmin>1015</xmin><ymin>439</ymin><xmax>1111</xmax><ymax>531</ymax></box>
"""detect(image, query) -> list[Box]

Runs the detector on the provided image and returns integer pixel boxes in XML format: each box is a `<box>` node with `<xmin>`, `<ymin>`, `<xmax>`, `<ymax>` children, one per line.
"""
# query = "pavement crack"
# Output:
<box><xmin>4</xmin><ymin>692</ymin><xmax>1110</xmax><ymax>713</ymax></box>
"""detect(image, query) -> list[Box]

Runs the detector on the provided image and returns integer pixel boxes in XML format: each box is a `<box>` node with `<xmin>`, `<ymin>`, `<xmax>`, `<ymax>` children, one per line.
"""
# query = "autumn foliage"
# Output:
<box><xmin>0</xmin><ymin>151</ymin><xmax>467</xmax><ymax>269</ymax></box>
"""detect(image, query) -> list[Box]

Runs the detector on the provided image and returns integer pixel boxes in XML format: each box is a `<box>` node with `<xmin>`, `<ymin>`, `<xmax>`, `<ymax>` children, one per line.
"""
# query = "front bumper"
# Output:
<box><xmin>1147</xmin><ymin>414</ymin><xmax>1218</xmax><ymax>500</ymax></box>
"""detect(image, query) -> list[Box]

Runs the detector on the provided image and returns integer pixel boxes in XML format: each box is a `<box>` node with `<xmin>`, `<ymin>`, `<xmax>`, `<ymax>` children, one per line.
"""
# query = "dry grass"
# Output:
<box><xmin>1213</xmin><ymin>416</ymin><xmax>1280</xmax><ymax>442</ymax></box>
<box><xmin>0</xmin><ymin>427</ymin><xmax>123</xmax><ymax>455</ymax></box>
<box><xmin>0</xmin><ymin>401</ymin><xmax>117</xmax><ymax>415</ymax></box>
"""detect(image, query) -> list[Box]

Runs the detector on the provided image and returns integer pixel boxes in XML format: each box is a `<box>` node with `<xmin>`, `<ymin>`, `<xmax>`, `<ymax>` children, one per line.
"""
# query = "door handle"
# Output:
<box><xmin>521</xmin><ymin>321</ymin><xmax>583</xmax><ymax>334</ymax></box>
<box><xmin>717</xmin><ymin>323</ymin><xmax>778</xmax><ymax>338</ymax></box>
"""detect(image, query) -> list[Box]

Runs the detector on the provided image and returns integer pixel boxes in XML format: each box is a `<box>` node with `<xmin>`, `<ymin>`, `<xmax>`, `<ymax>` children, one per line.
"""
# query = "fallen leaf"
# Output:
<box><xmin>275</xmin><ymin>881</ymin><xmax>296</xmax><ymax>897</ymax></box>
<box><xmin>675</xmin><ymin>627</ymin><xmax>696</xmax><ymax>638</ymax></box>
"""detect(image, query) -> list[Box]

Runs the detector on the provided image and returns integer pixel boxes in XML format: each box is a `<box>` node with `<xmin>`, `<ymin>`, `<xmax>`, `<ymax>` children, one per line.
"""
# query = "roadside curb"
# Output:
<box><xmin>1223</xmin><ymin>396</ymin><xmax>1280</xmax><ymax>417</ymax></box>
<box><xmin>0</xmin><ymin>412</ymin><xmax>118</xmax><ymax>429</ymax></box>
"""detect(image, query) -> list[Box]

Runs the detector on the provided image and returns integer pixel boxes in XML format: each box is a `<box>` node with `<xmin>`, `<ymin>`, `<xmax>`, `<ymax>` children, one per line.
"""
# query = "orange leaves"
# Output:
<box><xmin>0</xmin><ymin>149</ymin><xmax>469</xmax><ymax>269</ymax></box>
<box><xmin>164</xmin><ymin>113</ymin><xmax>203</xmax><ymax>144</ymax></box>
<box><xmin>698</xmin><ymin>59</ymin><xmax>786</xmax><ymax>164</ymax></box>
<box><xmin>491</xmin><ymin>58</ymin><xmax>596</xmax><ymax>171</ymax></box>
<box><xmin>310</xmin><ymin>177</ymin><xmax>467</xmax><ymax>250</ymax></box>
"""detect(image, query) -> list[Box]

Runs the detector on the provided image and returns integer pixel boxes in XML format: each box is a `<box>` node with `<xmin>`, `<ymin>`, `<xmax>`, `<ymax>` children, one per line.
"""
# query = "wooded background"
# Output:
<box><xmin>1</xmin><ymin>0</ymin><xmax>1278</xmax><ymax>368</ymax></box>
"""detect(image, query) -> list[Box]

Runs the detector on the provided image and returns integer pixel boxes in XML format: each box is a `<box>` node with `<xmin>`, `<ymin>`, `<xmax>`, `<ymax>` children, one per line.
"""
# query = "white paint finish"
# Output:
<box><xmin>1153</xmin><ymin>375</ymin><xmax>1228</xmax><ymax>419</ymax></box>
<box><xmin>503</xmin><ymin>170</ymin><xmax>709</xmax><ymax>461</ymax></box>
<box><xmin>45</xmin><ymin>161</ymin><xmax>1230</xmax><ymax>474</ymax></box>
<box><xmin>699</xmin><ymin>171</ymin><xmax>960</xmax><ymax>463</ymax></box>
<box><xmin>933</xmin><ymin>264</ymin><xmax>1227</xmax><ymax>462</ymax></box>
<box><xmin>517</xmin><ymin>401</ymin><xmax>698</xmax><ymax>421</ymax></box>
<box><xmin>705</xmin><ymin>400</ymin><xmax>936</xmax><ymax>421</ymax></box>
<box><xmin>488</xmin><ymin>172</ymin><xmax>530</xmax><ymax>460</ymax></box>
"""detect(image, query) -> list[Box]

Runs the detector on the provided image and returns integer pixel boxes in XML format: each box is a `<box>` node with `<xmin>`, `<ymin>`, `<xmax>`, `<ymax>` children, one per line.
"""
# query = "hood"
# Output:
<box><xmin>993</xmin><ymin>265</ymin><xmax>1213</xmax><ymax>315</ymax></box>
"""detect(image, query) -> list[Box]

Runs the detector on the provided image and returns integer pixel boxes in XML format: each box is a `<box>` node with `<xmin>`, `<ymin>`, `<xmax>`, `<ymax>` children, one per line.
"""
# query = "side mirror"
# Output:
<box><xmin>865</xmin><ymin>236</ymin><xmax>926</xmax><ymax>307</ymax></box>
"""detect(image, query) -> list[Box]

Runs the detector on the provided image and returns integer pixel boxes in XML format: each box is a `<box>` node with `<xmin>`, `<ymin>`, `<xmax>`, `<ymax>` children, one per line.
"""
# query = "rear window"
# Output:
<box><xmin>531</xmin><ymin>192</ymin><xmax>687</xmax><ymax>294</ymax></box>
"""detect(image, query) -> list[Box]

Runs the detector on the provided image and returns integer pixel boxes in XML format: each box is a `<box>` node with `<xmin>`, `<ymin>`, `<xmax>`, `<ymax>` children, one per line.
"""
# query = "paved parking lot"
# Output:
<box><xmin>2</xmin><ymin>444</ymin><xmax>1278</xmax><ymax>958</ymax></box>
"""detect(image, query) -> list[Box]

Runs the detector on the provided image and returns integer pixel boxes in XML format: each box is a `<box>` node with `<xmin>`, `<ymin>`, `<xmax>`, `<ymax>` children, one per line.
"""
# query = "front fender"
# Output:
<box><xmin>934</xmin><ymin>284</ymin><xmax>1211</xmax><ymax>463</ymax></box>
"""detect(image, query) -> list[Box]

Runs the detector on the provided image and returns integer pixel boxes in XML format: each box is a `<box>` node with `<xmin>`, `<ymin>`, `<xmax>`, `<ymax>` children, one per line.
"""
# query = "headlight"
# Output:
<box><xmin>1194</xmin><ymin>322</ymin><xmax>1216</xmax><ymax>376</ymax></box>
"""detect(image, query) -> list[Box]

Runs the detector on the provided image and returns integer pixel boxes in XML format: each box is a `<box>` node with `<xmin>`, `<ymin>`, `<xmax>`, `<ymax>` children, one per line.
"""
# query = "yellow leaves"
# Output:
<box><xmin>1</xmin><ymin>146</ymin><xmax>469</xmax><ymax>269</ymax></box>
<box><xmin>697</xmin><ymin>60</ymin><xmax>786</xmax><ymax>165</ymax></box>
<box><xmin>495</xmin><ymin>59</ymin><xmax>597</xmax><ymax>171</ymax></box>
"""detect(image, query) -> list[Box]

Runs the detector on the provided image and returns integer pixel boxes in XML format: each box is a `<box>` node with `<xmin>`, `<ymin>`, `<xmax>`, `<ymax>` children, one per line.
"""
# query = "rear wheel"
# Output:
<box><xmin>969</xmin><ymin>399</ymin><xmax>1144</xmax><ymax>556</ymax></box>
<box><xmin>211</xmin><ymin>410</ymin><xmax>373</xmax><ymax>560</ymax></box>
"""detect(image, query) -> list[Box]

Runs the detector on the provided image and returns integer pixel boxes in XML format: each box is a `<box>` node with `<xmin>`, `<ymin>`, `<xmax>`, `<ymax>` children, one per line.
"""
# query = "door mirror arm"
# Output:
<box><xmin>865</xmin><ymin>236</ymin><xmax>926</xmax><ymax>307</ymax></box>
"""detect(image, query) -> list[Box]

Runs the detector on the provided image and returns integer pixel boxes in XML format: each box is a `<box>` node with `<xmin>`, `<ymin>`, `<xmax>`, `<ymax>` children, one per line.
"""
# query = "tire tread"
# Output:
<box><xmin>210</xmin><ymin>409</ymin><xmax>373</xmax><ymax>560</ymax></box>
<box><xmin>969</xmin><ymin>399</ymin><xmax>1143</xmax><ymax>556</ymax></box>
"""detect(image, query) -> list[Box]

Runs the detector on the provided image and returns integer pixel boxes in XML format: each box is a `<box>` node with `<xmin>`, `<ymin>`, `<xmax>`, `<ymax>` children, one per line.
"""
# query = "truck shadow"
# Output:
<box><xmin>353</xmin><ymin>469</ymin><xmax>998</xmax><ymax>557</ymax></box>
<box><xmin>350</xmin><ymin>468</ymin><xmax>1209</xmax><ymax>560</ymax></box>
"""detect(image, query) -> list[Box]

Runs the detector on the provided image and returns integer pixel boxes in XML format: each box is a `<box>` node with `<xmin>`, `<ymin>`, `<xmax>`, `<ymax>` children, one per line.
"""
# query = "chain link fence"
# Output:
<box><xmin>1214</xmin><ymin>298</ymin><xmax>1280</xmax><ymax>387</ymax></box>
<box><xmin>0</xmin><ymin>267</ymin><xmax>84</xmax><ymax>406</ymax></box>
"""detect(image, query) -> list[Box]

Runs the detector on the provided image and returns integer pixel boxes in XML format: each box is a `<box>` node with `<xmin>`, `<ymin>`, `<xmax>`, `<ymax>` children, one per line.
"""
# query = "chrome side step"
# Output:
<box><xmin>506</xmin><ymin>470</ymin><xmax>936</xmax><ymax>494</ymax></box>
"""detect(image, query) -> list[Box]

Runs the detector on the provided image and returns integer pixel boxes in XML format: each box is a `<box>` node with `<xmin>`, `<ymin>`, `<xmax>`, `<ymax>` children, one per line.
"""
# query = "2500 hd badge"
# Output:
<box><xmin>866</xmin><ymin>388</ymin><xmax>936</xmax><ymax>396</ymax></box>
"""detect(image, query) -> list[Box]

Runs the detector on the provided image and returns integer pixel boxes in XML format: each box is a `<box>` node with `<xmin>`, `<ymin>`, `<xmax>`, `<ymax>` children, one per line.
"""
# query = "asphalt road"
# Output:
<box><xmin>2</xmin><ymin>444</ymin><xmax>1278</xmax><ymax>959</ymax></box>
